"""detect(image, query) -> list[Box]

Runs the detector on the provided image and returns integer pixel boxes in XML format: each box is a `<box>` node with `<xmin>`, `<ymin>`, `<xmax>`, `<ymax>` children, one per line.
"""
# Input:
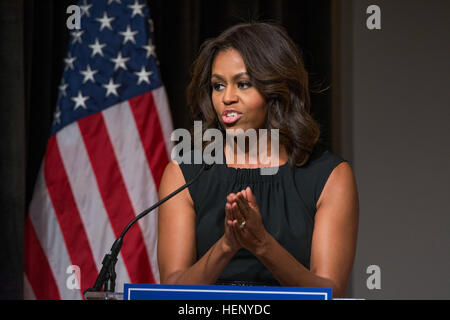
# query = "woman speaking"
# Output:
<box><xmin>157</xmin><ymin>22</ymin><xmax>359</xmax><ymax>298</ymax></box>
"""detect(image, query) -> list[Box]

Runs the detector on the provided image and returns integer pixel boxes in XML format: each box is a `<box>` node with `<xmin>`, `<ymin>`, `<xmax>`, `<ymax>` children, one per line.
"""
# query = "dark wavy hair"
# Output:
<box><xmin>187</xmin><ymin>22</ymin><xmax>321</xmax><ymax>167</ymax></box>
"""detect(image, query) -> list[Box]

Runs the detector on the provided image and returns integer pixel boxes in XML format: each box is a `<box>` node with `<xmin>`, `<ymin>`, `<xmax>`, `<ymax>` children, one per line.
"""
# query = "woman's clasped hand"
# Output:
<box><xmin>223</xmin><ymin>187</ymin><xmax>270</xmax><ymax>257</ymax></box>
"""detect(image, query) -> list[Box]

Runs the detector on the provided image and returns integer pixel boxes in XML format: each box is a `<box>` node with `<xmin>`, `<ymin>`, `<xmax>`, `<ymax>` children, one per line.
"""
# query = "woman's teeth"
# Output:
<box><xmin>222</xmin><ymin>111</ymin><xmax>241</xmax><ymax>124</ymax></box>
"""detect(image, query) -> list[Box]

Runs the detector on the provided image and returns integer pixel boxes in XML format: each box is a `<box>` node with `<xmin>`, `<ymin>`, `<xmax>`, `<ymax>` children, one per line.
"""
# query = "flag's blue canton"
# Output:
<box><xmin>52</xmin><ymin>0</ymin><xmax>161</xmax><ymax>135</ymax></box>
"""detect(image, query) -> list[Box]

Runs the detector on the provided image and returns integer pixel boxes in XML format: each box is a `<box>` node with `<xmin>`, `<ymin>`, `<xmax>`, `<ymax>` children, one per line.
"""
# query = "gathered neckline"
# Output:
<box><xmin>221</xmin><ymin>145</ymin><xmax>289</xmax><ymax>171</ymax></box>
<box><xmin>224</xmin><ymin>160</ymin><xmax>289</xmax><ymax>171</ymax></box>
<box><xmin>214</xmin><ymin>155</ymin><xmax>290</xmax><ymax>183</ymax></box>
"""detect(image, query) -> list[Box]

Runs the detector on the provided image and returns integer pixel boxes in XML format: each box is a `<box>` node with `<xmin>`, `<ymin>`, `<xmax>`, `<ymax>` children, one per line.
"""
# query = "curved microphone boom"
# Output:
<box><xmin>85</xmin><ymin>161</ymin><xmax>214</xmax><ymax>294</ymax></box>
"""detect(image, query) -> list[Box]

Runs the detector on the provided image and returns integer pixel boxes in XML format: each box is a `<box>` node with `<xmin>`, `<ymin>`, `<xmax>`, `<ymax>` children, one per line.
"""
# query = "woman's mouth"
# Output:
<box><xmin>222</xmin><ymin>110</ymin><xmax>242</xmax><ymax>125</ymax></box>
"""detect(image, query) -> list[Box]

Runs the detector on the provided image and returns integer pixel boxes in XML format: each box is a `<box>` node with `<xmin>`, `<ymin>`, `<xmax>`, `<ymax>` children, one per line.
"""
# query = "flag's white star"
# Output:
<box><xmin>119</xmin><ymin>25</ymin><xmax>138</xmax><ymax>45</ymax></box>
<box><xmin>134</xmin><ymin>66</ymin><xmax>153</xmax><ymax>85</ymax></box>
<box><xmin>102</xmin><ymin>78</ymin><xmax>121</xmax><ymax>97</ymax></box>
<box><xmin>53</xmin><ymin>105</ymin><xmax>61</xmax><ymax>124</ymax></box>
<box><xmin>142</xmin><ymin>40</ymin><xmax>156</xmax><ymax>59</ymax></box>
<box><xmin>88</xmin><ymin>38</ymin><xmax>106</xmax><ymax>57</ymax></box>
<box><xmin>58</xmin><ymin>79</ymin><xmax>68</xmax><ymax>96</ymax></box>
<box><xmin>110</xmin><ymin>52</ymin><xmax>129</xmax><ymax>71</ymax></box>
<box><xmin>71</xmin><ymin>91</ymin><xmax>89</xmax><ymax>110</ymax></box>
<box><xmin>108</xmin><ymin>0</ymin><xmax>121</xmax><ymax>4</ymax></box>
<box><xmin>80</xmin><ymin>0</ymin><xmax>93</xmax><ymax>17</ymax></box>
<box><xmin>64</xmin><ymin>53</ymin><xmax>76</xmax><ymax>70</ymax></box>
<box><xmin>128</xmin><ymin>0</ymin><xmax>145</xmax><ymax>18</ymax></box>
<box><xmin>96</xmin><ymin>11</ymin><xmax>115</xmax><ymax>31</ymax></box>
<box><xmin>71</xmin><ymin>30</ymin><xmax>84</xmax><ymax>44</ymax></box>
<box><xmin>80</xmin><ymin>65</ymin><xmax>98</xmax><ymax>83</ymax></box>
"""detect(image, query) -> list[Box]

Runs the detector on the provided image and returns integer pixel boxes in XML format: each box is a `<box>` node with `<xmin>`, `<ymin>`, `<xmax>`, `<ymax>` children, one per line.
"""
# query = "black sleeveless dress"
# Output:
<box><xmin>179</xmin><ymin>143</ymin><xmax>347</xmax><ymax>286</ymax></box>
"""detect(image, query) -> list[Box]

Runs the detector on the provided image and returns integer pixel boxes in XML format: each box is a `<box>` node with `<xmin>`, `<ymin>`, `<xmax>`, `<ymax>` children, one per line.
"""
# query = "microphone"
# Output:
<box><xmin>85</xmin><ymin>161</ymin><xmax>214</xmax><ymax>294</ymax></box>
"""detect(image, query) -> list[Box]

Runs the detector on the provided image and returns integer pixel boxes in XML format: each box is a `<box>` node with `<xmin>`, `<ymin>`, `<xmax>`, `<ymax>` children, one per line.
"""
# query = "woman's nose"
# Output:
<box><xmin>223</xmin><ymin>86</ymin><xmax>238</xmax><ymax>105</ymax></box>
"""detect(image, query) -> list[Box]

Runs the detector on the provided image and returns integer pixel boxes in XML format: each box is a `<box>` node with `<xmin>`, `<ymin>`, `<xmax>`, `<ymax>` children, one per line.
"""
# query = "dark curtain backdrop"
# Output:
<box><xmin>0</xmin><ymin>0</ymin><xmax>331</xmax><ymax>299</ymax></box>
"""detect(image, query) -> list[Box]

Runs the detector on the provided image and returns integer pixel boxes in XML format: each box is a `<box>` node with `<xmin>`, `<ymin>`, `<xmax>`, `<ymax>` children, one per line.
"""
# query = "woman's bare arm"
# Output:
<box><xmin>229</xmin><ymin>162</ymin><xmax>359</xmax><ymax>298</ymax></box>
<box><xmin>157</xmin><ymin>161</ymin><xmax>239</xmax><ymax>284</ymax></box>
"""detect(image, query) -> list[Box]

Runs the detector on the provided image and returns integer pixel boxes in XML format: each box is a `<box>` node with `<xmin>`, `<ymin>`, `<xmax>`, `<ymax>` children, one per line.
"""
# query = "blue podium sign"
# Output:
<box><xmin>124</xmin><ymin>284</ymin><xmax>332</xmax><ymax>300</ymax></box>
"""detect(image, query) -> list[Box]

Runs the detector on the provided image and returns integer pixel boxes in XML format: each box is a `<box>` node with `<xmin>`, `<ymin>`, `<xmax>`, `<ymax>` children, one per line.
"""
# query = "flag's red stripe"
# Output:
<box><xmin>129</xmin><ymin>91</ymin><xmax>169</xmax><ymax>189</ymax></box>
<box><xmin>24</xmin><ymin>215</ymin><xmax>61</xmax><ymax>300</ymax></box>
<box><xmin>77</xmin><ymin>112</ymin><xmax>155</xmax><ymax>284</ymax></box>
<box><xmin>44</xmin><ymin>136</ymin><xmax>99</xmax><ymax>297</ymax></box>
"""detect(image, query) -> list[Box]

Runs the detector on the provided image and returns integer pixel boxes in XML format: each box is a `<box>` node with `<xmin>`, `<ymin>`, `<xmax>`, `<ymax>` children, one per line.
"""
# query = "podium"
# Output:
<box><xmin>121</xmin><ymin>284</ymin><xmax>332</xmax><ymax>300</ymax></box>
<box><xmin>85</xmin><ymin>284</ymin><xmax>332</xmax><ymax>300</ymax></box>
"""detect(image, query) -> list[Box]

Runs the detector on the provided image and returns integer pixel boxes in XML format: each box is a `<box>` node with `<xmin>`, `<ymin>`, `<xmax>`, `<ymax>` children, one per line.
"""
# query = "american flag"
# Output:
<box><xmin>24</xmin><ymin>0</ymin><xmax>173</xmax><ymax>299</ymax></box>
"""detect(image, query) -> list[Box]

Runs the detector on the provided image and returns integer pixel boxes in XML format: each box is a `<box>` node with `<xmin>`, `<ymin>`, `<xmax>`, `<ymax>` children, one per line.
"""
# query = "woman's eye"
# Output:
<box><xmin>212</xmin><ymin>83</ymin><xmax>224</xmax><ymax>91</ymax></box>
<box><xmin>238</xmin><ymin>81</ymin><xmax>252</xmax><ymax>89</ymax></box>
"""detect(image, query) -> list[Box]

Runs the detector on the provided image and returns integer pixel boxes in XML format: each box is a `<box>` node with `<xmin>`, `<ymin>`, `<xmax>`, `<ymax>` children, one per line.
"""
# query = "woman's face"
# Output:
<box><xmin>211</xmin><ymin>48</ymin><xmax>267</xmax><ymax>132</ymax></box>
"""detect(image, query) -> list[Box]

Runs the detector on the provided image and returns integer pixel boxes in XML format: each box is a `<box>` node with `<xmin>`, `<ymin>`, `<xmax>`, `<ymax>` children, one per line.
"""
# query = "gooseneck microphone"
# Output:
<box><xmin>84</xmin><ymin>161</ymin><xmax>214</xmax><ymax>295</ymax></box>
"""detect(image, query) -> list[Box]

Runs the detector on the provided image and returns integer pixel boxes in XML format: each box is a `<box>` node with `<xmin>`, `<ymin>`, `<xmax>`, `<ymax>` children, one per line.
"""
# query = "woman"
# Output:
<box><xmin>157</xmin><ymin>22</ymin><xmax>359</xmax><ymax>298</ymax></box>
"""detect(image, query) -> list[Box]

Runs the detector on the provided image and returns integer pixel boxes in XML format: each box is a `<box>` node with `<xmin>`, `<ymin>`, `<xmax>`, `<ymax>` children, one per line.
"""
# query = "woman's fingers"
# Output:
<box><xmin>235</xmin><ymin>192</ymin><xmax>251</xmax><ymax>219</ymax></box>
<box><xmin>227</xmin><ymin>188</ymin><xmax>256</xmax><ymax>229</ymax></box>
<box><xmin>225</xmin><ymin>202</ymin><xmax>235</xmax><ymax>226</ymax></box>
<box><xmin>231</xmin><ymin>204</ymin><xmax>249</xmax><ymax>236</ymax></box>
<box><xmin>227</xmin><ymin>192</ymin><xmax>237</xmax><ymax>204</ymax></box>
<box><xmin>244</xmin><ymin>187</ymin><xmax>258</xmax><ymax>210</ymax></box>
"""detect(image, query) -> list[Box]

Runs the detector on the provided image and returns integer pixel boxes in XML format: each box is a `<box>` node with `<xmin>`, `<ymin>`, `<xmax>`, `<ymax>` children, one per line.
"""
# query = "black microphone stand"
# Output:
<box><xmin>84</xmin><ymin>162</ymin><xmax>212</xmax><ymax>295</ymax></box>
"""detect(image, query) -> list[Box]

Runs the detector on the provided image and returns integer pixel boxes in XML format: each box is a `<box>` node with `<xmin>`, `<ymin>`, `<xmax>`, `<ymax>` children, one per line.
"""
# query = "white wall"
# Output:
<box><xmin>337</xmin><ymin>0</ymin><xmax>450</xmax><ymax>299</ymax></box>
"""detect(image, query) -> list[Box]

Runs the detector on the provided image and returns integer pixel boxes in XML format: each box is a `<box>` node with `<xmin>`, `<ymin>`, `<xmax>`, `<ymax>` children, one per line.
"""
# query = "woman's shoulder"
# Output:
<box><xmin>291</xmin><ymin>142</ymin><xmax>349</xmax><ymax>211</ymax></box>
<box><xmin>296</xmin><ymin>142</ymin><xmax>347</xmax><ymax>171</ymax></box>
<box><xmin>160</xmin><ymin>149</ymin><xmax>205</xmax><ymax>188</ymax></box>
<box><xmin>160</xmin><ymin>160</ymin><xmax>186</xmax><ymax>191</ymax></box>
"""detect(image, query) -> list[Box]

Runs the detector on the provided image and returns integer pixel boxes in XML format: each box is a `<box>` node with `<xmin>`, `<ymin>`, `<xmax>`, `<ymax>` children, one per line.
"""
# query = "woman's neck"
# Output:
<box><xmin>224</xmin><ymin>133</ymin><xmax>288</xmax><ymax>168</ymax></box>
